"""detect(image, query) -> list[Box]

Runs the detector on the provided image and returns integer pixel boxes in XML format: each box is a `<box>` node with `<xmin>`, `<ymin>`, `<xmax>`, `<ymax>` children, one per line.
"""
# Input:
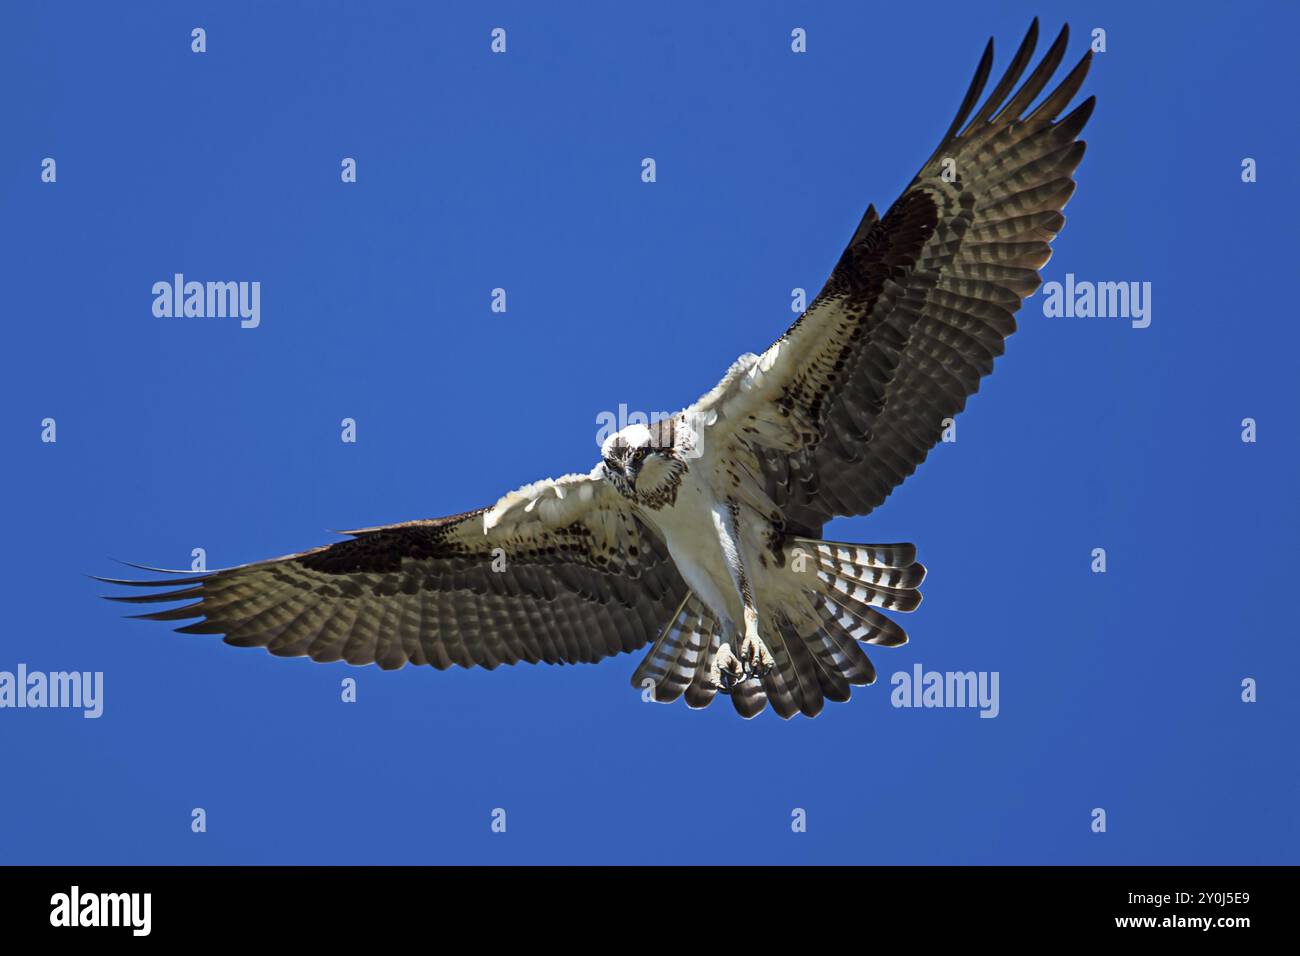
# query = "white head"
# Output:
<box><xmin>600</xmin><ymin>418</ymin><xmax>684</xmax><ymax>505</ymax></box>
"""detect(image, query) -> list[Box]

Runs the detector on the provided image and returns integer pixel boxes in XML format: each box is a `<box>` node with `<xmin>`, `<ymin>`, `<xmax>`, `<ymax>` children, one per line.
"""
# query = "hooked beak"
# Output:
<box><xmin>623</xmin><ymin>460</ymin><xmax>641</xmax><ymax>489</ymax></box>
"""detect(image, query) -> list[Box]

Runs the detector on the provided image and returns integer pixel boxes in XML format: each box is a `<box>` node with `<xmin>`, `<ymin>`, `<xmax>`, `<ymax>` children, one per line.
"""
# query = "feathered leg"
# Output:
<box><xmin>706</xmin><ymin>501</ymin><xmax>775</xmax><ymax>717</ymax></box>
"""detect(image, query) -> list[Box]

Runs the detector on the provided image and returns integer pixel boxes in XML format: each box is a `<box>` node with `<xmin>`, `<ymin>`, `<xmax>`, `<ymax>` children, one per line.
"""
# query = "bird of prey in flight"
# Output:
<box><xmin>104</xmin><ymin>21</ymin><xmax>1093</xmax><ymax>719</ymax></box>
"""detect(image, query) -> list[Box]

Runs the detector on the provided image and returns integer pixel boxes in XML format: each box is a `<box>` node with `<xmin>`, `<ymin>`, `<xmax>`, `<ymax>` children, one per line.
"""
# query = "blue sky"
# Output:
<box><xmin>1</xmin><ymin>1</ymin><xmax>1296</xmax><ymax>864</ymax></box>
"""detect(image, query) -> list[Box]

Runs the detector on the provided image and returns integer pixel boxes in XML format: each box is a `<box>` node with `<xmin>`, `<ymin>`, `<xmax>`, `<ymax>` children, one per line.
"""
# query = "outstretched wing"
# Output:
<box><xmin>101</xmin><ymin>470</ymin><xmax>689</xmax><ymax>671</ymax></box>
<box><xmin>692</xmin><ymin>20</ymin><xmax>1093</xmax><ymax>535</ymax></box>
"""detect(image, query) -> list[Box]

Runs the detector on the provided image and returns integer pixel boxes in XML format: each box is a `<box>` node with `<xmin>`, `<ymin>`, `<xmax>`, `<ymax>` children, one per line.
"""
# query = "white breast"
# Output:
<box><xmin>639</xmin><ymin>470</ymin><xmax>741</xmax><ymax>626</ymax></box>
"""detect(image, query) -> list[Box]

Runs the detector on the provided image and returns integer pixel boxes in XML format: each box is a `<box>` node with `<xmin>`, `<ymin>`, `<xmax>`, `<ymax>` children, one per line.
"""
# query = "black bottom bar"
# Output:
<box><xmin>0</xmin><ymin>866</ymin><xmax>1282</xmax><ymax>939</ymax></box>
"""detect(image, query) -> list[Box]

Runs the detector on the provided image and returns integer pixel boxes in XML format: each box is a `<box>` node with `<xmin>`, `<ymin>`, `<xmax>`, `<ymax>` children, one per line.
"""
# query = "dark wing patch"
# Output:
<box><xmin>756</xmin><ymin>20</ymin><xmax>1094</xmax><ymax>534</ymax></box>
<box><xmin>102</xmin><ymin>504</ymin><xmax>689</xmax><ymax>672</ymax></box>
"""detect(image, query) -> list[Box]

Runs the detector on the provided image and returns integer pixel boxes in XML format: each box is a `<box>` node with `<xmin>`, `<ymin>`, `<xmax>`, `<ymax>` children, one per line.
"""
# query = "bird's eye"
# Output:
<box><xmin>635</xmin><ymin>447</ymin><xmax>648</xmax><ymax>461</ymax></box>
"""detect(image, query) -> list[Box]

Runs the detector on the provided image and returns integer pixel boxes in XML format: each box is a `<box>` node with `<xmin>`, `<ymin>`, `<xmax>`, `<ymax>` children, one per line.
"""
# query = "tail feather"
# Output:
<box><xmin>807</xmin><ymin>539</ymin><xmax>917</xmax><ymax>569</ymax></box>
<box><xmin>825</xmin><ymin>592</ymin><xmax>911</xmax><ymax>647</ymax></box>
<box><xmin>665</xmin><ymin>628</ymin><xmax>712</xmax><ymax>703</ymax></box>
<box><xmin>760</xmin><ymin>617</ymin><xmax>824</xmax><ymax>718</ymax></box>
<box><xmin>758</xmin><ymin>661</ymin><xmax>800</xmax><ymax>718</ymax></box>
<box><xmin>816</xmin><ymin>555</ymin><xmax>926</xmax><ymax>590</ymax></box>
<box><xmin>626</xmin><ymin>538</ymin><xmax>922</xmax><ymax>719</ymax></box>
<box><xmin>808</xmin><ymin>604</ymin><xmax>878</xmax><ymax>686</ymax></box>
<box><xmin>808</xmin><ymin>538</ymin><xmax>926</xmax><ymax>612</ymax></box>
<box><xmin>802</xmin><ymin>627</ymin><xmax>854</xmax><ymax>702</ymax></box>
<box><xmin>817</xmin><ymin>567</ymin><xmax>922</xmax><ymax>612</ymax></box>
<box><xmin>755</xmin><ymin>621</ymin><xmax>801</xmax><ymax>718</ymax></box>
<box><xmin>630</xmin><ymin>593</ymin><xmax>717</xmax><ymax>703</ymax></box>
<box><xmin>780</xmin><ymin>621</ymin><xmax>828</xmax><ymax>717</ymax></box>
<box><xmin>731</xmin><ymin>677</ymin><xmax>768</xmax><ymax>718</ymax></box>
<box><xmin>683</xmin><ymin>632</ymin><xmax>721</xmax><ymax>710</ymax></box>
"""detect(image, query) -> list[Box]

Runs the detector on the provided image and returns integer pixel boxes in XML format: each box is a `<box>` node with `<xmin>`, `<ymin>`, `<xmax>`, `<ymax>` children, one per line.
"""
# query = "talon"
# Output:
<box><xmin>710</xmin><ymin>642</ymin><xmax>745</xmax><ymax>692</ymax></box>
<box><xmin>739</xmin><ymin>634</ymin><xmax>775</xmax><ymax>680</ymax></box>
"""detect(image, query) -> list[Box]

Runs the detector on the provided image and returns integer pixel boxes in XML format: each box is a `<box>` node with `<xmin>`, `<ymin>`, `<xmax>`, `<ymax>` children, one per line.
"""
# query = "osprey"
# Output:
<box><xmin>105</xmin><ymin>21</ymin><xmax>1093</xmax><ymax>719</ymax></box>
